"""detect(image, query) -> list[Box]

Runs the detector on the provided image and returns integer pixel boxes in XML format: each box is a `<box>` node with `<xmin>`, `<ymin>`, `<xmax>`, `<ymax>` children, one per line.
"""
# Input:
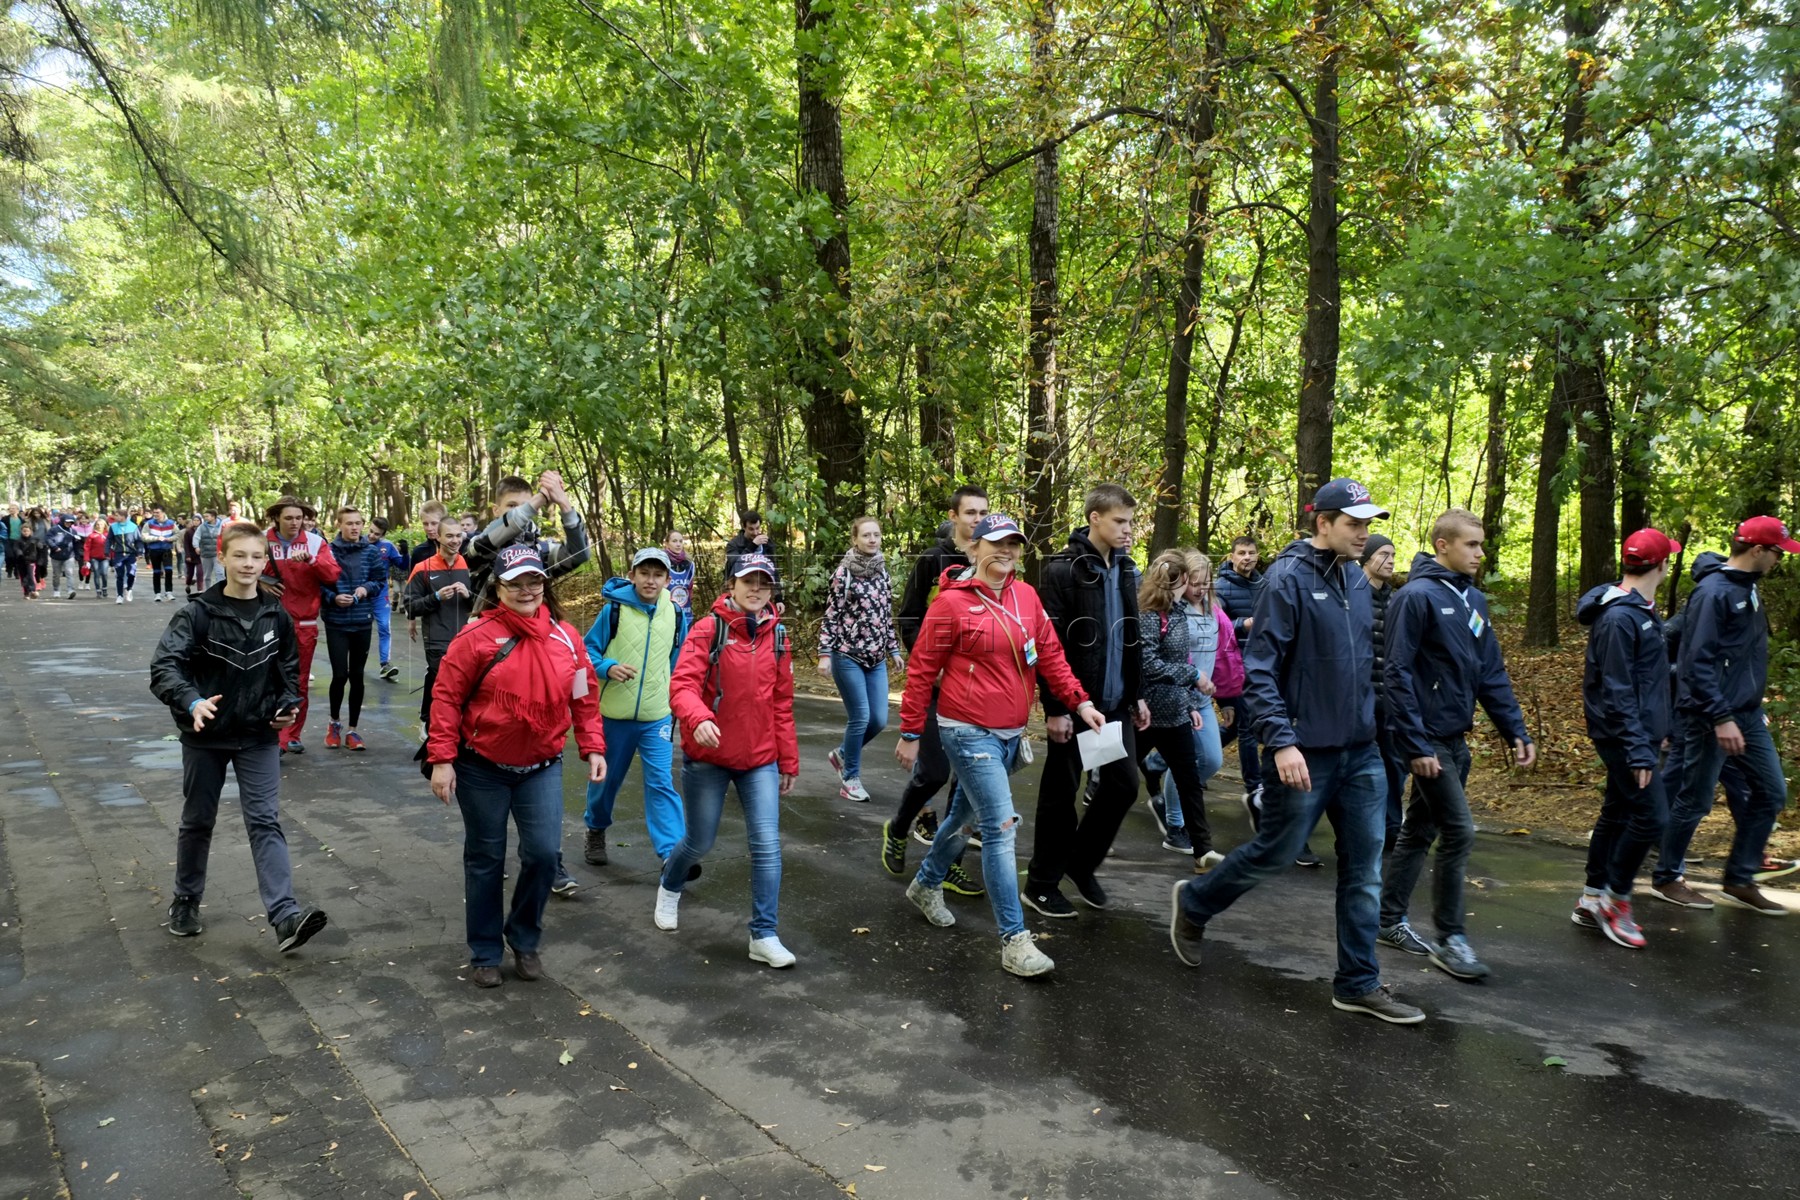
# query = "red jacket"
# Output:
<box><xmin>263</xmin><ymin>529</ymin><xmax>341</xmax><ymax>622</ymax></box>
<box><xmin>427</xmin><ymin>605</ymin><xmax>605</xmax><ymax>767</ymax></box>
<box><xmin>670</xmin><ymin>596</ymin><xmax>799</xmax><ymax>775</ymax></box>
<box><xmin>83</xmin><ymin>528</ymin><xmax>108</xmax><ymax>561</ymax></box>
<box><xmin>900</xmin><ymin>568</ymin><xmax>1089</xmax><ymax>735</ymax></box>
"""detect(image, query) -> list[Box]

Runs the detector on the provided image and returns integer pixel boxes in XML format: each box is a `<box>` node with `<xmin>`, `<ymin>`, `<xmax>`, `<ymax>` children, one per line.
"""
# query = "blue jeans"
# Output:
<box><xmin>375</xmin><ymin>594</ymin><xmax>392</xmax><ymax>664</ymax></box>
<box><xmin>917</xmin><ymin>724</ymin><xmax>1028</xmax><ymax>938</ymax></box>
<box><xmin>113</xmin><ymin>558</ymin><xmax>137</xmax><ymax>594</ymax></box>
<box><xmin>1656</xmin><ymin>707</ymin><xmax>1789</xmax><ymax>887</ymax></box>
<box><xmin>830</xmin><ymin>656</ymin><xmax>888</xmax><ymax>780</ymax></box>
<box><xmin>1379</xmin><ymin>735</ymin><xmax>1475</xmax><ymax>939</ymax></box>
<box><xmin>455</xmin><ymin>753</ymin><xmax>564</xmax><ymax>966</ymax></box>
<box><xmin>1222</xmin><ymin>696</ymin><xmax>1261</xmax><ymax>790</ymax></box>
<box><xmin>664</xmin><ymin>759</ymin><xmax>782</xmax><ymax>938</ymax></box>
<box><xmin>1177</xmin><ymin>742</ymin><xmax>1385</xmax><ymax>999</ymax></box>
<box><xmin>584</xmin><ymin>715</ymin><xmax>685</xmax><ymax>859</ymax></box>
<box><xmin>176</xmin><ymin>741</ymin><xmax>298</xmax><ymax>925</ymax></box>
<box><xmin>1587</xmin><ymin>739</ymin><xmax>1668</xmax><ymax>895</ymax></box>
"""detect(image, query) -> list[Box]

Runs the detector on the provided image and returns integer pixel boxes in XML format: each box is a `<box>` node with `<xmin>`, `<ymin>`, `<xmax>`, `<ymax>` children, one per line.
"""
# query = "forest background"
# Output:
<box><xmin>0</xmin><ymin>0</ymin><xmax>1797</xmax><ymax>834</ymax></box>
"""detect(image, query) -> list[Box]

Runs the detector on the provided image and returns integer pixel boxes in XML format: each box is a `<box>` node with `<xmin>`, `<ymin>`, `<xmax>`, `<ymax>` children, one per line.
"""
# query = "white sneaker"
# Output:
<box><xmin>1000</xmin><ymin>930</ymin><xmax>1054</xmax><ymax>977</ymax></box>
<box><xmin>1196</xmin><ymin>850</ymin><xmax>1226</xmax><ymax>870</ymax></box>
<box><xmin>126</xmin><ymin>590</ymin><xmax>134</xmax><ymax>602</ymax></box>
<box><xmin>838</xmin><ymin>777</ymin><xmax>871</xmax><ymax>802</ymax></box>
<box><xmin>115</xmin><ymin>594</ymin><xmax>124</xmax><ymax>605</ymax></box>
<box><xmin>906</xmin><ymin>879</ymin><xmax>955</xmax><ymax>927</ymax></box>
<box><xmin>748</xmin><ymin>936</ymin><xmax>796</xmax><ymax>968</ymax></box>
<box><xmin>653</xmin><ymin>886</ymin><xmax>681</xmax><ymax>931</ymax></box>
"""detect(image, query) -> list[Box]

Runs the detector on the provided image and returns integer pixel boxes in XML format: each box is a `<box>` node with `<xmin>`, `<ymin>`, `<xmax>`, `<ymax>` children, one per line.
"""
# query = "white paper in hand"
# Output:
<box><xmin>1077</xmin><ymin>720</ymin><xmax>1128</xmax><ymax>772</ymax></box>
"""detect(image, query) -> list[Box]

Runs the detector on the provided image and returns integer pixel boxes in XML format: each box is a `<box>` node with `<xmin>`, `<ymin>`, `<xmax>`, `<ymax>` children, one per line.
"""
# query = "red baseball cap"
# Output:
<box><xmin>1735</xmin><ymin>516</ymin><xmax>1800</xmax><ymax>554</ymax></box>
<box><xmin>1622</xmin><ymin>528</ymin><xmax>1682</xmax><ymax>569</ymax></box>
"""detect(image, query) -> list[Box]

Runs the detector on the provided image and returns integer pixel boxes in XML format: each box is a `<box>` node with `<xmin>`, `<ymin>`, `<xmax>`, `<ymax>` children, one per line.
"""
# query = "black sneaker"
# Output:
<box><xmin>943</xmin><ymin>862</ymin><xmax>985</xmax><ymax>897</ymax></box>
<box><xmin>912</xmin><ymin>809</ymin><xmax>940</xmax><ymax>847</ymax></box>
<box><xmin>1162</xmin><ymin>827</ymin><xmax>1193</xmax><ymax>853</ymax></box>
<box><xmin>1241</xmin><ymin>787</ymin><xmax>1263</xmax><ymax>832</ymax></box>
<box><xmin>379</xmin><ymin>662</ymin><xmax>400</xmax><ymax>682</ymax></box>
<box><xmin>1332</xmin><ymin>984</ymin><xmax>1426</xmax><ymax>1024</ymax></box>
<box><xmin>880</xmin><ymin>820</ymin><xmax>907</xmax><ymax>877</ymax></box>
<box><xmin>1069</xmin><ymin>872</ymin><xmax>1109</xmax><ymax>910</ymax></box>
<box><xmin>275</xmin><ymin>908</ymin><xmax>328</xmax><ymax>954</ymax></box>
<box><xmin>1023</xmin><ymin>885</ymin><xmax>1077</xmax><ymax>919</ymax></box>
<box><xmin>1294</xmin><ymin>843</ymin><xmax>1324</xmax><ymax>868</ymax></box>
<box><xmin>168</xmin><ymin>895</ymin><xmax>202</xmax><ymax>937</ymax></box>
<box><xmin>1147</xmin><ymin>794</ymin><xmax>1171</xmax><ymax>837</ymax></box>
<box><xmin>584</xmin><ymin>827</ymin><xmax>609</xmax><ymax>865</ymax></box>
<box><xmin>1083</xmin><ymin>772</ymin><xmax>1100</xmax><ymax>808</ymax></box>
<box><xmin>1169</xmin><ymin>881</ymin><xmax>1204</xmax><ymax>967</ymax></box>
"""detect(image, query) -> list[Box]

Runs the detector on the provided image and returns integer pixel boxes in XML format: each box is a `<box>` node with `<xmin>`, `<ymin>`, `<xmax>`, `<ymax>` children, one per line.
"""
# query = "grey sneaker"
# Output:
<box><xmin>1000</xmin><ymin>930</ymin><xmax>1054</xmax><ymax>977</ymax></box>
<box><xmin>1377</xmin><ymin>921</ymin><xmax>1432</xmax><ymax>956</ymax></box>
<box><xmin>906</xmin><ymin>879</ymin><xmax>955</xmax><ymax>927</ymax></box>
<box><xmin>275</xmin><ymin>908</ymin><xmax>328</xmax><ymax>954</ymax></box>
<box><xmin>1331</xmin><ymin>984</ymin><xmax>1426</xmax><ymax>1024</ymax></box>
<box><xmin>584</xmin><ymin>827</ymin><xmax>609</xmax><ymax>866</ymax></box>
<box><xmin>550</xmin><ymin>866</ymin><xmax>580</xmax><ymax>897</ymax></box>
<box><xmin>1429</xmin><ymin>934</ymin><xmax>1491</xmax><ymax>981</ymax></box>
<box><xmin>1169</xmin><ymin>881</ymin><xmax>1205</xmax><ymax>967</ymax></box>
<box><xmin>1375</xmin><ymin>921</ymin><xmax>1432</xmax><ymax>957</ymax></box>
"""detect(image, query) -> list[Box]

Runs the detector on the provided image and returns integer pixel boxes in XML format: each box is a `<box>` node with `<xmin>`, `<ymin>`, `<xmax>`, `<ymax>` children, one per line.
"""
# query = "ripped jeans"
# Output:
<box><xmin>915</xmin><ymin>722</ymin><xmax>1026</xmax><ymax>939</ymax></box>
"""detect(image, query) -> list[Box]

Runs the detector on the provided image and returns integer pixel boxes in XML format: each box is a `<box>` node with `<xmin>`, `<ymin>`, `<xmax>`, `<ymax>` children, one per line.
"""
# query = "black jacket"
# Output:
<box><xmin>1369</xmin><ymin>581</ymin><xmax>1394</xmax><ymax>717</ymax></box>
<box><xmin>1244</xmin><ymin>539</ymin><xmax>1375</xmax><ymax>752</ymax></box>
<box><xmin>1383</xmin><ymin>553</ymin><xmax>1531</xmax><ymax>761</ymax></box>
<box><xmin>149</xmin><ymin>584</ymin><xmax>300</xmax><ymax>747</ymax></box>
<box><xmin>1578</xmin><ymin>581</ymin><xmax>1671</xmax><ymax>768</ymax></box>
<box><xmin>1676</xmin><ymin>552</ymin><xmax>1769</xmax><ymax>722</ymax></box>
<box><xmin>896</xmin><ymin>535</ymin><xmax>971</xmax><ymax>652</ymax></box>
<box><xmin>1036</xmin><ymin>528</ymin><xmax>1141</xmax><ymax>717</ymax></box>
<box><xmin>1216</xmin><ymin>564</ymin><xmax>1263</xmax><ymax>639</ymax></box>
<box><xmin>403</xmin><ymin>555</ymin><xmax>474</xmax><ymax>651</ymax></box>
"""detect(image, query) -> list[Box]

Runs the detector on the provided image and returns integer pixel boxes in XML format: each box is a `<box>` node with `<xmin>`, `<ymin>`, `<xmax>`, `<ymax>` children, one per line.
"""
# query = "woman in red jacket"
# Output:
<box><xmin>895</xmin><ymin>515</ymin><xmax>1104</xmax><ymax>976</ymax></box>
<box><xmin>428</xmin><ymin>544</ymin><xmax>606</xmax><ymax>988</ymax></box>
<box><xmin>660</xmin><ymin>554</ymin><xmax>800</xmax><ymax>968</ymax></box>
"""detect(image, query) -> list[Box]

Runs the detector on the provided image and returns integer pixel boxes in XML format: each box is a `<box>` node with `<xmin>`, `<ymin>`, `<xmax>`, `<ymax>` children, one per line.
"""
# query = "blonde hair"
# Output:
<box><xmin>1184</xmin><ymin>550</ymin><xmax>1215</xmax><ymax>611</ymax></box>
<box><xmin>1137</xmin><ymin>550</ymin><xmax>1190</xmax><ymax>613</ymax></box>
<box><xmin>217</xmin><ymin>521</ymin><xmax>267</xmax><ymax>555</ymax></box>
<box><xmin>849</xmin><ymin>515</ymin><xmax>881</xmax><ymax>539</ymax></box>
<box><xmin>1430</xmin><ymin>508</ymin><xmax>1484</xmax><ymax>552</ymax></box>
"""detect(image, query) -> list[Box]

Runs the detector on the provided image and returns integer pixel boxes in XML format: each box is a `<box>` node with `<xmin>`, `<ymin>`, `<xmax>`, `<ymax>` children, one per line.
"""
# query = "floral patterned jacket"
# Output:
<box><xmin>818</xmin><ymin>565</ymin><xmax>902</xmax><ymax>668</ymax></box>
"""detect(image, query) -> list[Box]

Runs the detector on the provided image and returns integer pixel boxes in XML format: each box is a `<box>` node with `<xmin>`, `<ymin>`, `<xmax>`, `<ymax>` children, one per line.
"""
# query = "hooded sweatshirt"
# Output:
<box><xmin>900</xmin><ymin>566</ymin><xmax>1089</xmax><ymax>735</ymax></box>
<box><xmin>670</xmin><ymin>594</ymin><xmax>799</xmax><ymax>774</ymax></box>
<box><xmin>1383</xmin><ymin>551</ymin><xmax>1531</xmax><ymax>761</ymax></box>
<box><xmin>587</xmin><ymin>576</ymin><xmax>692</xmax><ymax>723</ymax></box>
<box><xmin>1676</xmin><ymin>551</ymin><xmax>1769</xmax><ymax>722</ymax></box>
<box><xmin>1037</xmin><ymin>526</ymin><xmax>1141</xmax><ymax>715</ymax></box>
<box><xmin>1242</xmin><ymin>538</ymin><xmax>1376</xmax><ymax>752</ymax></box>
<box><xmin>1578</xmin><ymin>580</ymin><xmax>1670</xmax><ymax>767</ymax></box>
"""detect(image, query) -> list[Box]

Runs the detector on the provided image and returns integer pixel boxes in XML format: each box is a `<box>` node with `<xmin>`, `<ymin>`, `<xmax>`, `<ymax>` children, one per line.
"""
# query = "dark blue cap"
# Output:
<box><xmin>1305</xmin><ymin>478</ymin><xmax>1389</xmax><ymax>519</ymax></box>
<box><xmin>732</xmin><ymin>553</ymin><xmax>779</xmax><ymax>581</ymax></box>
<box><xmin>973</xmin><ymin>514</ymin><xmax>1026</xmax><ymax>542</ymax></box>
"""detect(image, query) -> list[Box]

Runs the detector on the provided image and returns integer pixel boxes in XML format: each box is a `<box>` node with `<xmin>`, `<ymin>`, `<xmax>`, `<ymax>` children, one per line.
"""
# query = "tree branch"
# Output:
<box><xmin>969</xmin><ymin>105</ymin><xmax>1175</xmax><ymax>194</ymax></box>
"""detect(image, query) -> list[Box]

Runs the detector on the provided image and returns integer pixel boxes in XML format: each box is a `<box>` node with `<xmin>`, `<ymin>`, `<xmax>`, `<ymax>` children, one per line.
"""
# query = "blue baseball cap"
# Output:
<box><xmin>732</xmin><ymin>553</ymin><xmax>779</xmax><ymax>581</ymax></box>
<box><xmin>496</xmin><ymin>543</ymin><xmax>547</xmax><ymax>580</ymax></box>
<box><xmin>973</xmin><ymin>514</ymin><xmax>1026</xmax><ymax>542</ymax></box>
<box><xmin>1306</xmin><ymin>478</ymin><xmax>1389</xmax><ymax>520</ymax></box>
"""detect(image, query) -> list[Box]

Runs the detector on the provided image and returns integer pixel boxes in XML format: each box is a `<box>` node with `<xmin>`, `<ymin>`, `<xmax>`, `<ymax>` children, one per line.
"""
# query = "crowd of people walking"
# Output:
<box><xmin>12</xmin><ymin>470</ymin><xmax>1795</xmax><ymax>1021</ymax></box>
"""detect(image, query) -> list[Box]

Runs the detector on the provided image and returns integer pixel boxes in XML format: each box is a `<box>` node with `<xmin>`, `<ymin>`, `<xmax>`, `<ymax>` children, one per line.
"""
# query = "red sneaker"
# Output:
<box><xmin>324</xmin><ymin>721</ymin><xmax>342</xmax><ymax>749</ymax></box>
<box><xmin>345</xmin><ymin>731</ymin><xmax>365</xmax><ymax>751</ymax></box>
<box><xmin>1599</xmin><ymin>896</ymin><xmax>1647</xmax><ymax>949</ymax></box>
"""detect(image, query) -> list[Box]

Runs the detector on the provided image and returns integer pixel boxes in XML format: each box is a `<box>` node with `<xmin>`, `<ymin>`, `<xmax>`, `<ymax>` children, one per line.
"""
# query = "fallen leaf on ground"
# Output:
<box><xmin>865</xmin><ymin>1165</ymin><xmax>886</xmax><ymax>1172</ymax></box>
<box><xmin>609</xmin><ymin>1085</ymin><xmax>630</xmax><ymax>1092</ymax></box>
<box><xmin>823</xmin><ymin>1087</ymin><xmax>838</xmax><ymax>1094</ymax></box>
<box><xmin>268</xmin><ymin>1114</ymin><xmax>288</xmax><ymax>1126</ymax></box>
<box><xmin>106</xmin><ymin>1173</ymin><xmax>120</xmax><ymax>1184</ymax></box>
<box><xmin>97</xmin><ymin>1117</ymin><xmax>115</xmax><ymax>1127</ymax></box>
<box><xmin>558</xmin><ymin>1050</ymin><xmax>574</xmax><ymax>1066</ymax></box>
<box><xmin>1543</xmin><ymin>1056</ymin><xmax>1567</xmax><ymax>1068</ymax></box>
<box><xmin>851</xmin><ymin>927</ymin><xmax>870</xmax><ymax>935</ymax></box>
<box><xmin>1505</xmin><ymin>828</ymin><xmax>1531</xmax><ymax>836</ymax></box>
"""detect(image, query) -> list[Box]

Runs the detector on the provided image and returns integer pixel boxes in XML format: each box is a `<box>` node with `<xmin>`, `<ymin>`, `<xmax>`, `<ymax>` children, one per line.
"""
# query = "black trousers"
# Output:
<box><xmin>325</xmin><ymin>623</ymin><xmax>373</xmax><ymax>725</ymax></box>
<box><xmin>1137</xmin><ymin>723</ymin><xmax>1213</xmax><ymax>856</ymax></box>
<box><xmin>1027</xmin><ymin>705</ymin><xmax>1140</xmax><ymax>887</ymax></box>
<box><xmin>892</xmin><ymin>693</ymin><xmax>953</xmax><ymax>834</ymax></box>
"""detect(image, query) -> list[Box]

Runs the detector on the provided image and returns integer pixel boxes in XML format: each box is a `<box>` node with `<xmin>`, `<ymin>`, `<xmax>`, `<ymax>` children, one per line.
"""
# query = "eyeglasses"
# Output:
<box><xmin>500</xmin><ymin>577</ymin><xmax>547</xmax><ymax>592</ymax></box>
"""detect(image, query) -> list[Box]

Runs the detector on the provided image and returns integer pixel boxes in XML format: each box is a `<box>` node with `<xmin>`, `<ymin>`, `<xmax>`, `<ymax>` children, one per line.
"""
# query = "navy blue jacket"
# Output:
<box><xmin>1676</xmin><ymin>553</ymin><xmax>1768</xmax><ymax>722</ymax></box>
<box><xmin>1578</xmin><ymin>582</ymin><xmax>1671</xmax><ymax>768</ymax></box>
<box><xmin>320</xmin><ymin>536</ymin><xmax>387</xmax><ymax>630</ymax></box>
<box><xmin>1242</xmin><ymin>539</ymin><xmax>1376</xmax><ymax>752</ymax></box>
<box><xmin>1215</xmin><ymin>564</ymin><xmax>1263</xmax><ymax>640</ymax></box>
<box><xmin>1383</xmin><ymin>553</ymin><xmax>1531</xmax><ymax>761</ymax></box>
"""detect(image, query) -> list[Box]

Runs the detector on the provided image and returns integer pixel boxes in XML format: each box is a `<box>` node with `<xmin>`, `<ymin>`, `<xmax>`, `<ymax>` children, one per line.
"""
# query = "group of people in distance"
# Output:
<box><xmin>0</xmin><ymin>502</ymin><xmax>207</xmax><ymax>602</ymax></box>
<box><xmin>96</xmin><ymin>464</ymin><xmax>1799</xmax><ymax>1017</ymax></box>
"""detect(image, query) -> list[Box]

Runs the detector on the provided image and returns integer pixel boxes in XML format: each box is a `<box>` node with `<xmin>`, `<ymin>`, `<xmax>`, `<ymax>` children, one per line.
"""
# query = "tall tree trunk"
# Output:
<box><xmin>1023</xmin><ymin>0</ymin><xmax>1062</xmax><ymax>582</ymax></box>
<box><xmin>795</xmin><ymin>0</ymin><xmax>864</xmax><ymax>527</ymax></box>
<box><xmin>1152</xmin><ymin>15</ymin><xmax>1226</xmax><ymax>556</ymax></box>
<box><xmin>1293</xmin><ymin>0</ymin><xmax>1340</xmax><ymax>518</ymax></box>
<box><xmin>1618</xmin><ymin>399</ymin><xmax>1650</xmax><ymax>538</ymax></box>
<box><xmin>1525</xmin><ymin>379</ymin><xmax>1571</xmax><ymax>648</ymax></box>
<box><xmin>1196</xmin><ymin>233</ymin><xmax>1268</xmax><ymax>551</ymax></box>
<box><xmin>715</xmin><ymin>322</ymin><xmax>751</xmax><ymax>520</ymax></box>
<box><xmin>1480</xmin><ymin>360</ymin><xmax>1510</xmax><ymax>572</ymax></box>
<box><xmin>1567</xmin><ymin>342</ymin><xmax>1615</xmax><ymax>594</ymax></box>
<box><xmin>916</xmin><ymin>343</ymin><xmax>955</xmax><ymax>480</ymax></box>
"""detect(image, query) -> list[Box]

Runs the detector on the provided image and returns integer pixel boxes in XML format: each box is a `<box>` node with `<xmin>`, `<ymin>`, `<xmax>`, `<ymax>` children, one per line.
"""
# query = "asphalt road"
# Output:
<box><xmin>0</xmin><ymin>590</ymin><xmax>1795</xmax><ymax>1199</ymax></box>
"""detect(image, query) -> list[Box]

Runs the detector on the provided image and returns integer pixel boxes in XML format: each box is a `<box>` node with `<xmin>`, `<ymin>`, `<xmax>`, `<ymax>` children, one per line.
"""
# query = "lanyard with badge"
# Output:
<box><xmin>975</xmin><ymin>585</ymin><xmax>1038</xmax><ymax>667</ymax></box>
<box><xmin>1441</xmin><ymin>579</ymin><xmax>1485</xmax><ymax>639</ymax></box>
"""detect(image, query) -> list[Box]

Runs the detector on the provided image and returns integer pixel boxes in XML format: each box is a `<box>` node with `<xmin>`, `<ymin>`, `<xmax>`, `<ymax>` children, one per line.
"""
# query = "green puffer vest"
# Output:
<box><xmin>599</xmin><ymin>595</ymin><xmax>678</xmax><ymax>722</ymax></box>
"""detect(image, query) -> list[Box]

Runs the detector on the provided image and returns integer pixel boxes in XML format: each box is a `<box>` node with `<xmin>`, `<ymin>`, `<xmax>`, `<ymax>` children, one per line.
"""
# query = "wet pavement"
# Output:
<box><xmin>0</xmin><ymin>591</ymin><xmax>1795</xmax><ymax>1199</ymax></box>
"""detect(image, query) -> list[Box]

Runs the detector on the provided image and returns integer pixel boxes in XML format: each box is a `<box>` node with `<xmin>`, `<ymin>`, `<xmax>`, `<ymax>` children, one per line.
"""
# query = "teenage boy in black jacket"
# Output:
<box><xmin>149</xmin><ymin>522</ymin><xmax>328</xmax><ymax>954</ymax></box>
<box><xmin>1023</xmin><ymin>484</ymin><xmax>1149</xmax><ymax>919</ymax></box>
<box><xmin>1653</xmin><ymin>516</ymin><xmax>1799</xmax><ymax>916</ymax></box>
<box><xmin>1376</xmin><ymin>510</ymin><xmax>1534</xmax><ymax>982</ymax></box>
<box><xmin>880</xmin><ymin>486</ymin><xmax>989</xmax><ymax>886</ymax></box>
<box><xmin>1170</xmin><ymin>478</ymin><xmax>1424</xmax><ymax>1024</ymax></box>
<box><xmin>1572</xmin><ymin>528</ymin><xmax>1679</xmax><ymax>949</ymax></box>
